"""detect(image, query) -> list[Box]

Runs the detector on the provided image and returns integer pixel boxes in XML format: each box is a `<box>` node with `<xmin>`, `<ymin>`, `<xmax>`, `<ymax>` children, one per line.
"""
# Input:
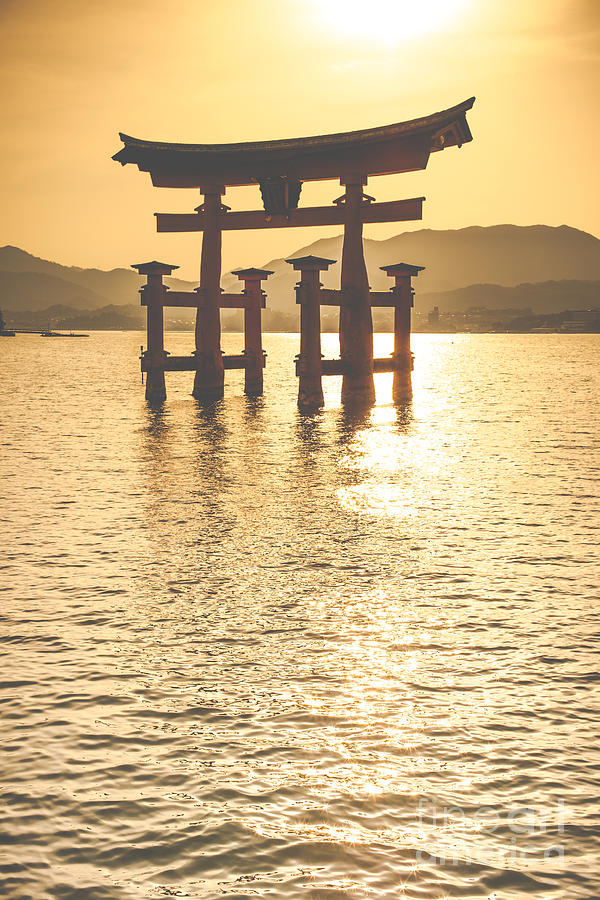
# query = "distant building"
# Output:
<box><xmin>428</xmin><ymin>306</ymin><xmax>440</xmax><ymax>324</ymax></box>
<box><xmin>560</xmin><ymin>309</ymin><xmax>600</xmax><ymax>332</ymax></box>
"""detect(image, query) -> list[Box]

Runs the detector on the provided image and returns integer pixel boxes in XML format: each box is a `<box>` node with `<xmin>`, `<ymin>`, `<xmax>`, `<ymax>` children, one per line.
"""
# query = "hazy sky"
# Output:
<box><xmin>1</xmin><ymin>0</ymin><xmax>598</xmax><ymax>277</ymax></box>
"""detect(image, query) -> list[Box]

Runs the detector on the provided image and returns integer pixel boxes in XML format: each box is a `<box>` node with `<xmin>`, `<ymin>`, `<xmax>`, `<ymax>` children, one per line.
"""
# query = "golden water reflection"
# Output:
<box><xmin>336</xmin><ymin>398</ymin><xmax>420</xmax><ymax>516</ymax></box>
<box><xmin>4</xmin><ymin>333</ymin><xmax>596</xmax><ymax>898</ymax></box>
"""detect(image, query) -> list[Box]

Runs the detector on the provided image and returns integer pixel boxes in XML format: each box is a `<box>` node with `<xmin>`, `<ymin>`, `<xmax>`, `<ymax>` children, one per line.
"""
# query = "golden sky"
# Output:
<box><xmin>1</xmin><ymin>0</ymin><xmax>598</xmax><ymax>277</ymax></box>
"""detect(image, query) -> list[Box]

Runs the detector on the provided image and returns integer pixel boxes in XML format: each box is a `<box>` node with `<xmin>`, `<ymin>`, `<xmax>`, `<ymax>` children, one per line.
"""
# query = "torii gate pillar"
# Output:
<box><xmin>339</xmin><ymin>177</ymin><xmax>376</xmax><ymax>406</ymax></box>
<box><xmin>193</xmin><ymin>185</ymin><xmax>226</xmax><ymax>402</ymax></box>
<box><xmin>287</xmin><ymin>255</ymin><xmax>336</xmax><ymax>412</ymax></box>
<box><xmin>381</xmin><ymin>262</ymin><xmax>425</xmax><ymax>400</ymax></box>
<box><xmin>133</xmin><ymin>261</ymin><xmax>179</xmax><ymax>403</ymax></box>
<box><xmin>233</xmin><ymin>267</ymin><xmax>273</xmax><ymax>396</ymax></box>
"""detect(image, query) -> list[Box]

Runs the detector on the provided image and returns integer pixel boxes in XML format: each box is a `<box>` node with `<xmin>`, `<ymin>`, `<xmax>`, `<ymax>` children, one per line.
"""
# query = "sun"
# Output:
<box><xmin>309</xmin><ymin>0</ymin><xmax>468</xmax><ymax>43</ymax></box>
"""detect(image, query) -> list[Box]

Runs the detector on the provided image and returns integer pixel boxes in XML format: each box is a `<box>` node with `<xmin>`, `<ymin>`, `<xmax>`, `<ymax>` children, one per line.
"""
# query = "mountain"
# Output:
<box><xmin>0</xmin><ymin>270</ymin><xmax>110</xmax><ymax>311</ymax></box>
<box><xmin>1</xmin><ymin>225</ymin><xmax>599</xmax><ymax>317</ymax></box>
<box><xmin>369</xmin><ymin>225</ymin><xmax>600</xmax><ymax>291</ymax></box>
<box><xmin>222</xmin><ymin>224</ymin><xmax>600</xmax><ymax>311</ymax></box>
<box><xmin>0</xmin><ymin>246</ymin><xmax>197</xmax><ymax>311</ymax></box>
<box><xmin>418</xmin><ymin>279</ymin><xmax>600</xmax><ymax>314</ymax></box>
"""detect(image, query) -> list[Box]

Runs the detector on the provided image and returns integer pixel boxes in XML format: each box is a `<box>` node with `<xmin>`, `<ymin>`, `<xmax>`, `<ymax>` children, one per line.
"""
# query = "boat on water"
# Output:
<box><xmin>40</xmin><ymin>331</ymin><xmax>89</xmax><ymax>337</ymax></box>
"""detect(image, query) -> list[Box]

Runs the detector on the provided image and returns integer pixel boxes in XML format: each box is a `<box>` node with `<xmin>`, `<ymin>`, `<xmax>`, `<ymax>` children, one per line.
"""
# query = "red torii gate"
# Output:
<box><xmin>113</xmin><ymin>97</ymin><xmax>474</xmax><ymax>406</ymax></box>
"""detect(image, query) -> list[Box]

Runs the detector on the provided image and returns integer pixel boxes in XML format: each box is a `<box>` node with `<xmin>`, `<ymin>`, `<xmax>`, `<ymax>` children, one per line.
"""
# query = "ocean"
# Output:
<box><xmin>1</xmin><ymin>331</ymin><xmax>599</xmax><ymax>899</ymax></box>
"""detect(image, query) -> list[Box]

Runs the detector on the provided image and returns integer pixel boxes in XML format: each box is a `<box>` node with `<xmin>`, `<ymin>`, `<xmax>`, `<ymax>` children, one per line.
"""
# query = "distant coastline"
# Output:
<box><xmin>4</xmin><ymin>302</ymin><xmax>600</xmax><ymax>336</ymax></box>
<box><xmin>4</xmin><ymin>318</ymin><xmax>600</xmax><ymax>335</ymax></box>
<box><xmin>2</xmin><ymin>224</ymin><xmax>599</xmax><ymax>335</ymax></box>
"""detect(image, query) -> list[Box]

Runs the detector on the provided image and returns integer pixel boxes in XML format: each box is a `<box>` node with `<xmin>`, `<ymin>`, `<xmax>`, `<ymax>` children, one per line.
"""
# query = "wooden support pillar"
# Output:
<box><xmin>233</xmin><ymin>267</ymin><xmax>273</xmax><ymax>396</ymax></box>
<box><xmin>381</xmin><ymin>262</ymin><xmax>425</xmax><ymax>401</ymax></box>
<box><xmin>338</xmin><ymin>177</ymin><xmax>375</xmax><ymax>406</ymax></box>
<box><xmin>393</xmin><ymin>277</ymin><xmax>413</xmax><ymax>369</ymax></box>
<box><xmin>393</xmin><ymin>278</ymin><xmax>413</xmax><ymax>401</ymax></box>
<box><xmin>132</xmin><ymin>261</ymin><xmax>179</xmax><ymax>402</ymax></box>
<box><xmin>286</xmin><ymin>255</ymin><xmax>335</xmax><ymax>412</ymax></box>
<box><xmin>193</xmin><ymin>185</ymin><xmax>226</xmax><ymax>402</ymax></box>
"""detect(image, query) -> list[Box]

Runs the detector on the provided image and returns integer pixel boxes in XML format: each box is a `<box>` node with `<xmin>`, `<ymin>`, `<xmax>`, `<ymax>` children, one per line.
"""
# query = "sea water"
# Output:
<box><xmin>1</xmin><ymin>332</ymin><xmax>599</xmax><ymax>899</ymax></box>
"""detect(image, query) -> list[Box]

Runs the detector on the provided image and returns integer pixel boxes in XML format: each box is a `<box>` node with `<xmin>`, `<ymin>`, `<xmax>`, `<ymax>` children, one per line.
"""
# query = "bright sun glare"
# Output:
<box><xmin>312</xmin><ymin>0</ymin><xmax>468</xmax><ymax>42</ymax></box>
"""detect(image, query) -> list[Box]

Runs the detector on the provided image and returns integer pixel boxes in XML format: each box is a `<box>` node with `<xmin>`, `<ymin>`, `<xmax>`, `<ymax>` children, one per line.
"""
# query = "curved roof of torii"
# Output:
<box><xmin>113</xmin><ymin>97</ymin><xmax>475</xmax><ymax>188</ymax></box>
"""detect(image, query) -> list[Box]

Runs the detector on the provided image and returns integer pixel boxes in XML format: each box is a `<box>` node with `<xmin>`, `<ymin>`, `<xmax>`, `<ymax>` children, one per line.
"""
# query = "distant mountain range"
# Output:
<box><xmin>418</xmin><ymin>279</ymin><xmax>600</xmax><ymax>314</ymax></box>
<box><xmin>1</xmin><ymin>224</ymin><xmax>599</xmax><ymax>330</ymax></box>
<box><xmin>225</xmin><ymin>224</ymin><xmax>600</xmax><ymax>311</ymax></box>
<box><xmin>0</xmin><ymin>245</ymin><xmax>196</xmax><ymax>312</ymax></box>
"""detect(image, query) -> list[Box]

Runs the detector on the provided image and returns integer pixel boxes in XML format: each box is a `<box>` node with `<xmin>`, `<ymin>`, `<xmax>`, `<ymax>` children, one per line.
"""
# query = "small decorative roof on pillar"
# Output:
<box><xmin>132</xmin><ymin>261</ymin><xmax>179</xmax><ymax>276</ymax></box>
<box><xmin>285</xmin><ymin>255</ymin><xmax>336</xmax><ymax>271</ymax></box>
<box><xmin>232</xmin><ymin>267</ymin><xmax>274</xmax><ymax>281</ymax></box>
<box><xmin>380</xmin><ymin>263</ymin><xmax>425</xmax><ymax>277</ymax></box>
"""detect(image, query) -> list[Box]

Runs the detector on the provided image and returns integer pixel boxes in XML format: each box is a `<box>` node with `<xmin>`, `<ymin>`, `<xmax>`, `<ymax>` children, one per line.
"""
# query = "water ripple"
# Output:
<box><xmin>1</xmin><ymin>333</ymin><xmax>599</xmax><ymax>898</ymax></box>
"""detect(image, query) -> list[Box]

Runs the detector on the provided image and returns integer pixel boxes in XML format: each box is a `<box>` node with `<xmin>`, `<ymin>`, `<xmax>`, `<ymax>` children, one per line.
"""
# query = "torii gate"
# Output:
<box><xmin>113</xmin><ymin>97</ymin><xmax>474</xmax><ymax>406</ymax></box>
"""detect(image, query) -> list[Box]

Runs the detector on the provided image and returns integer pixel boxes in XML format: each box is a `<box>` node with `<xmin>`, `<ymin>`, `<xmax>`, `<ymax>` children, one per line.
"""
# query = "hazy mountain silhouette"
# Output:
<box><xmin>419</xmin><ymin>279</ymin><xmax>600</xmax><ymax>313</ymax></box>
<box><xmin>221</xmin><ymin>225</ymin><xmax>600</xmax><ymax>311</ymax></box>
<box><xmin>0</xmin><ymin>270</ymin><xmax>109</xmax><ymax>311</ymax></box>
<box><xmin>0</xmin><ymin>246</ymin><xmax>196</xmax><ymax>311</ymax></box>
<box><xmin>2</xmin><ymin>225</ymin><xmax>599</xmax><ymax>316</ymax></box>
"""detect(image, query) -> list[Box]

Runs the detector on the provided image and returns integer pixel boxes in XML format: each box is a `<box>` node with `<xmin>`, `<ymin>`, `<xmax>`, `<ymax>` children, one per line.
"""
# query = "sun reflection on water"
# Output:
<box><xmin>336</xmin><ymin>399</ymin><xmax>420</xmax><ymax>515</ymax></box>
<box><xmin>4</xmin><ymin>333</ymin><xmax>598</xmax><ymax>898</ymax></box>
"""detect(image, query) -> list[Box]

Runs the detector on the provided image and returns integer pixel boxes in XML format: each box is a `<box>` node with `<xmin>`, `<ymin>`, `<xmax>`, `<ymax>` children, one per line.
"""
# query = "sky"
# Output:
<box><xmin>0</xmin><ymin>0</ymin><xmax>598</xmax><ymax>277</ymax></box>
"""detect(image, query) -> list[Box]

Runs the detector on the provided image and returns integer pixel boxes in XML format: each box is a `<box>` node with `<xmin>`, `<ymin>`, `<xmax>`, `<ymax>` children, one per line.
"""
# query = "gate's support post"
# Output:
<box><xmin>338</xmin><ymin>177</ymin><xmax>375</xmax><ymax>406</ymax></box>
<box><xmin>286</xmin><ymin>255</ymin><xmax>335</xmax><ymax>412</ymax></box>
<box><xmin>193</xmin><ymin>185</ymin><xmax>226</xmax><ymax>402</ymax></box>
<box><xmin>133</xmin><ymin>261</ymin><xmax>178</xmax><ymax>402</ymax></box>
<box><xmin>381</xmin><ymin>262</ymin><xmax>424</xmax><ymax>400</ymax></box>
<box><xmin>233</xmin><ymin>267</ymin><xmax>273</xmax><ymax>396</ymax></box>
